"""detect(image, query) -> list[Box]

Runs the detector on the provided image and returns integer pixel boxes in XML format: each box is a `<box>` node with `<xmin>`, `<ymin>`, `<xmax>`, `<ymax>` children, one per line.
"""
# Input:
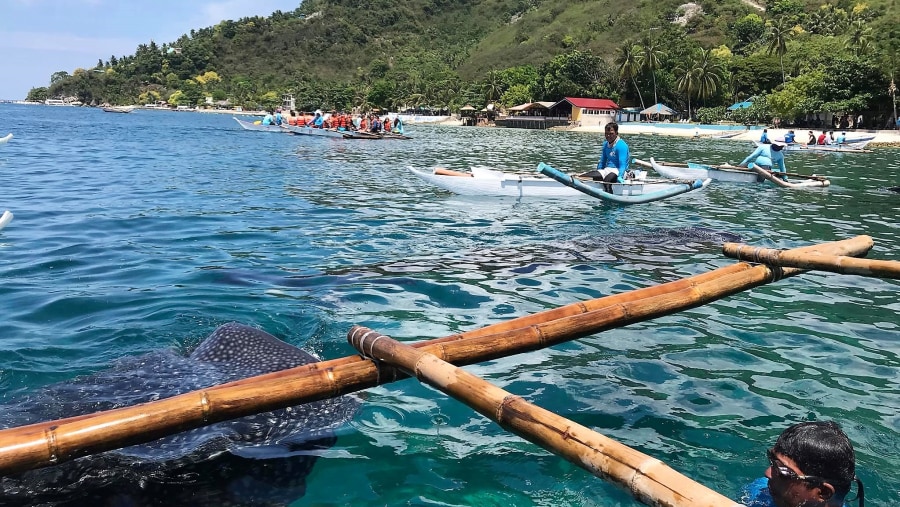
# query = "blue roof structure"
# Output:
<box><xmin>727</xmin><ymin>101</ymin><xmax>753</xmax><ymax>111</ymax></box>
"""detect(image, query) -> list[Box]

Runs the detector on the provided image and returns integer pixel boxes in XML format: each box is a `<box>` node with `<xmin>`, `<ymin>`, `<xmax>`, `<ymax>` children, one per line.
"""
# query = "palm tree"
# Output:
<box><xmin>615</xmin><ymin>42</ymin><xmax>646</xmax><ymax>110</ymax></box>
<box><xmin>846</xmin><ymin>20</ymin><xmax>873</xmax><ymax>57</ymax></box>
<box><xmin>692</xmin><ymin>49</ymin><xmax>727</xmax><ymax>106</ymax></box>
<box><xmin>483</xmin><ymin>69</ymin><xmax>504</xmax><ymax>105</ymax></box>
<box><xmin>637</xmin><ymin>34</ymin><xmax>664</xmax><ymax>106</ymax></box>
<box><xmin>674</xmin><ymin>60</ymin><xmax>698</xmax><ymax>120</ymax></box>
<box><xmin>766</xmin><ymin>16</ymin><xmax>793</xmax><ymax>85</ymax></box>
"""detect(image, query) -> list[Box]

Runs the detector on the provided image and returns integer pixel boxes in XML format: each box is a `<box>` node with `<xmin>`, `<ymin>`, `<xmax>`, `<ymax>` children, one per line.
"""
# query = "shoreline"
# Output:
<box><xmin>431</xmin><ymin>118</ymin><xmax>900</xmax><ymax>147</ymax></box>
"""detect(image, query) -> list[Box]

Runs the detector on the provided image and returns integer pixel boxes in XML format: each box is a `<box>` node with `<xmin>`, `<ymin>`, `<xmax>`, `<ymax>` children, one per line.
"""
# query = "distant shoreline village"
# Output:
<box><xmin>4</xmin><ymin>96</ymin><xmax>899</xmax><ymax>147</ymax></box>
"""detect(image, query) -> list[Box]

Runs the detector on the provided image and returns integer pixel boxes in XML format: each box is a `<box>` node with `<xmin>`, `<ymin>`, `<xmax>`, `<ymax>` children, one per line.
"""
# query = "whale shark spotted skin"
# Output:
<box><xmin>0</xmin><ymin>323</ymin><xmax>360</xmax><ymax>506</ymax></box>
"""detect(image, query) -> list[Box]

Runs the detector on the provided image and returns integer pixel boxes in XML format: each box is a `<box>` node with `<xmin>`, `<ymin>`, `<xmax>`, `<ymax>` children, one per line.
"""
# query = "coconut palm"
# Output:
<box><xmin>674</xmin><ymin>61</ymin><xmax>698</xmax><ymax>120</ymax></box>
<box><xmin>615</xmin><ymin>42</ymin><xmax>646</xmax><ymax>110</ymax></box>
<box><xmin>692</xmin><ymin>49</ymin><xmax>727</xmax><ymax>106</ymax></box>
<box><xmin>637</xmin><ymin>35</ymin><xmax>664</xmax><ymax>106</ymax></box>
<box><xmin>846</xmin><ymin>20</ymin><xmax>873</xmax><ymax>57</ymax></box>
<box><xmin>766</xmin><ymin>16</ymin><xmax>793</xmax><ymax>85</ymax></box>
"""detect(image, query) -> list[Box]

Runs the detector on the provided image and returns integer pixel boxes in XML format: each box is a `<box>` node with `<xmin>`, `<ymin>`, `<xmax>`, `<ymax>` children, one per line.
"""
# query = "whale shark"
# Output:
<box><xmin>0</xmin><ymin>322</ymin><xmax>361</xmax><ymax>506</ymax></box>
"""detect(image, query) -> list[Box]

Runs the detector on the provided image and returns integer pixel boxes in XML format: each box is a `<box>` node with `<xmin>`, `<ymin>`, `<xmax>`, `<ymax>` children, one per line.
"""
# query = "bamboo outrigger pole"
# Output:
<box><xmin>0</xmin><ymin>236</ymin><xmax>875</xmax><ymax>476</ymax></box>
<box><xmin>723</xmin><ymin>242</ymin><xmax>900</xmax><ymax>278</ymax></box>
<box><xmin>348</xmin><ymin>327</ymin><xmax>742</xmax><ymax>507</ymax></box>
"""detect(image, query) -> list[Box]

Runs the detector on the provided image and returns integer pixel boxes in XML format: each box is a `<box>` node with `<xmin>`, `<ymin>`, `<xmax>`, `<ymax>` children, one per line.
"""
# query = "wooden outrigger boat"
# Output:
<box><xmin>410</xmin><ymin>165</ymin><xmax>709</xmax><ymax>203</ymax></box>
<box><xmin>283</xmin><ymin>124</ymin><xmax>353</xmax><ymax>138</ymax></box>
<box><xmin>636</xmin><ymin>158</ymin><xmax>831</xmax><ymax>188</ymax></box>
<box><xmin>0</xmin><ymin>235</ymin><xmax>895</xmax><ymax>507</ymax></box>
<box><xmin>0</xmin><ymin>133</ymin><xmax>12</xmax><ymax>144</ymax></box>
<box><xmin>233</xmin><ymin>117</ymin><xmax>289</xmax><ymax>132</ymax></box>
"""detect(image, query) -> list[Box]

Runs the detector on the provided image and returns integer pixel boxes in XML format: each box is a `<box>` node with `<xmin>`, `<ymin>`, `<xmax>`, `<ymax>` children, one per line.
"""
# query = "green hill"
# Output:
<box><xmin>36</xmin><ymin>0</ymin><xmax>900</xmax><ymax>124</ymax></box>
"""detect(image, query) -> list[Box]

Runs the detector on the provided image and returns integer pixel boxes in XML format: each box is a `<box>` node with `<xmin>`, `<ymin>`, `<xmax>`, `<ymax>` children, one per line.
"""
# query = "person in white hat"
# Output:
<box><xmin>739</xmin><ymin>139</ymin><xmax>788</xmax><ymax>180</ymax></box>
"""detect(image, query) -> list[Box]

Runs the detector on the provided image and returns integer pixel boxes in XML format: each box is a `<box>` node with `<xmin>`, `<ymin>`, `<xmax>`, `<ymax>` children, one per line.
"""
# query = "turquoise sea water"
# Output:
<box><xmin>0</xmin><ymin>104</ymin><xmax>897</xmax><ymax>506</ymax></box>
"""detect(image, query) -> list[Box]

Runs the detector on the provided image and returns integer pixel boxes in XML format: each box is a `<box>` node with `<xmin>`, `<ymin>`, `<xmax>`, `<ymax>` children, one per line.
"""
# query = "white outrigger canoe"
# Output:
<box><xmin>410</xmin><ymin>165</ymin><xmax>710</xmax><ymax>204</ymax></box>
<box><xmin>233</xmin><ymin>117</ymin><xmax>289</xmax><ymax>133</ymax></box>
<box><xmin>0</xmin><ymin>133</ymin><xmax>12</xmax><ymax>144</ymax></box>
<box><xmin>753</xmin><ymin>140</ymin><xmax>871</xmax><ymax>153</ymax></box>
<box><xmin>637</xmin><ymin>158</ymin><xmax>830</xmax><ymax>188</ymax></box>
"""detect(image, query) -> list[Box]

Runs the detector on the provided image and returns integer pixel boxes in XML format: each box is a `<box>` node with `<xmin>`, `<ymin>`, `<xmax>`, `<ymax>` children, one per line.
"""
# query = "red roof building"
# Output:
<box><xmin>550</xmin><ymin>97</ymin><xmax>620</xmax><ymax>129</ymax></box>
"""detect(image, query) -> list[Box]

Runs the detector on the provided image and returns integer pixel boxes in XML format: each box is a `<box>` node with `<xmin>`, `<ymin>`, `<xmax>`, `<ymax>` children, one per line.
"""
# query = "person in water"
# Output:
<box><xmin>594</xmin><ymin>121</ymin><xmax>631</xmax><ymax>193</ymax></box>
<box><xmin>742</xmin><ymin>421</ymin><xmax>863</xmax><ymax>507</ymax></box>
<box><xmin>740</xmin><ymin>140</ymin><xmax>787</xmax><ymax>179</ymax></box>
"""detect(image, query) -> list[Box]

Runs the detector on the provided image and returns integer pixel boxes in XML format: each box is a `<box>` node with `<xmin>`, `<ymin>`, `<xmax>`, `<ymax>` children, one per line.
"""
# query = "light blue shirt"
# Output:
<box><xmin>836</xmin><ymin>133</ymin><xmax>846</xmax><ymax>144</ymax></box>
<box><xmin>741</xmin><ymin>144</ymin><xmax>786</xmax><ymax>173</ymax></box>
<box><xmin>261</xmin><ymin>114</ymin><xmax>274</xmax><ymax>126</ymax></box>
<box><xmin>598</xmin><ymin>137</ymin><xmax>631</xmax><ymax>182</ymax></box>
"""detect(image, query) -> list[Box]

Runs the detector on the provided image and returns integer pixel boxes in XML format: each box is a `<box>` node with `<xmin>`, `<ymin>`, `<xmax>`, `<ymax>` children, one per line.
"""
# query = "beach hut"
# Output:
<box><xmin>459</xmin><ymin>105</ymin><xmax>477</xmax><ymax>126</ymax></box>
<box><xmin>548</xmin><ymin>97</ymin><xmax>619</xmax><ymax>129</ymax></box>
<box><xmin>640</xmin><ymin>103</ymin><xmax>677</xmax><ymax>120</ymax></box>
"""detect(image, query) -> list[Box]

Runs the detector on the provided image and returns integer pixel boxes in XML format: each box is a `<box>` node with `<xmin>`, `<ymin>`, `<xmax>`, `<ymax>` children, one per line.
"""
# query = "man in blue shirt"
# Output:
<box><xmin>596</xmin><ymin>122</ymin><xmax>631</xmax><ymax>193</ymax></box>
<box><xmin>760</xmin><ymin>128</ymin><xmax>770</xmax><ymax>144</ymax></box>
<box><xmin>741</xmin><ymin>140</ymin><xmax>787</xmax><ymax>179</ymax></box>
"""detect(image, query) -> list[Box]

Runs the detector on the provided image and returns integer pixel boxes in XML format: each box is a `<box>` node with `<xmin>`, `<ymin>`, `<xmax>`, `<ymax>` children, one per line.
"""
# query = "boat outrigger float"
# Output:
<box><xmin>538</xmin><ymin>162</ymin><xmax>710</xmax><ymax>204</ymax></box>
<box><xmin>0</xmin><ymin>236</ymin><xmax>897</xmax><ymax>506</ymax></box>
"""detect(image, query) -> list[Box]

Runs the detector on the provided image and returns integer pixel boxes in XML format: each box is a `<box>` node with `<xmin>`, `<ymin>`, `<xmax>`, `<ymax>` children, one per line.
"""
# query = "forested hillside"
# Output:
<box><xmin>30</xmin><ymin>0</ymin><xmax>900</xmax><ymax>125</ymax></box>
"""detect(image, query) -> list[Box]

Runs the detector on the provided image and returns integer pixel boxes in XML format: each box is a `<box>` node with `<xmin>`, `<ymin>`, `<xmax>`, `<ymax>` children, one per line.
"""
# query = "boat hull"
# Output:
<box><xmin>647</xmin><ymin>158</ymin><xmax>760</xmax><ymax>184</ymax></box>
<box><xmin>283</xmin><ymin>125</ymin><xmax>348</xmax><ymax>138</ymax></box>
<box><xmin>233</xmin><ymin>117</ymin><xmax>288</xmax><ymax>132</ymax></box>
<box><xmin>410</xmin><ymin>166</ymin><xmax>708</xmax><ymax>203</ymax></box>
<box><xmin>643</xmin><ymin>158</ymin><xmax>829</xmax><ymax>187</ymax></box>
<box><xmin>0</xmin><ymin>133</ymin><xmax>12</xmax><ymax>144</ymax></box>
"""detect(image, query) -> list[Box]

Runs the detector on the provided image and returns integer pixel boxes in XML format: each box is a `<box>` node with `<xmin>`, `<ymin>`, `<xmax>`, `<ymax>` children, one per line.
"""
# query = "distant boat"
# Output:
<box><xmin>0</xmin><ymin>133</ymin><xmax>12</xmax><ymax>144</ymax></box>
<box><xmin>233</xmin><ymin>117</ymin><xmax>289</xmax><ymax>133</ymax></box>
<box><xmin>44</xmin><ymin>99</ymin><xmax>82</xmax><ymax>106</ymax></box>
<box><xmin>102</xmin><ymin>105</ymin><xmax>135</xmax><ymax>113</ymax></box>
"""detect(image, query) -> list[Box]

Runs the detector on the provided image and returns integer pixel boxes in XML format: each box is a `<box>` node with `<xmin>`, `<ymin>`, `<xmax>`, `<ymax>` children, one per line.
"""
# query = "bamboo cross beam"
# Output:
<box><xmin>723</xmin><ymin>242</ymin><xmax>900</xmax><ymax>278</ymax></box>
<box><xmin>0</xmin><ymin>236</ymin><xmax>875</xmax><ymax>476</ymax></box>
<box><xmin>348</xmin><ymin>327</ymin><xmax>742</xmax><ymax>507</ymax></box>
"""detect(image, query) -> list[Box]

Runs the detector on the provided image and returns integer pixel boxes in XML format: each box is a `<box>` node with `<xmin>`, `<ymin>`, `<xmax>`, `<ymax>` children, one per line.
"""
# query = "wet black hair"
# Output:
<box><xmin>774</xmin><ymin>421</ymin><xmax>855</xmax><ymax>498</ymax></box>
<box><xmin>605</xmin><ymin>122</ymin><xmax>619</xmax><ymax>133</ymax></box>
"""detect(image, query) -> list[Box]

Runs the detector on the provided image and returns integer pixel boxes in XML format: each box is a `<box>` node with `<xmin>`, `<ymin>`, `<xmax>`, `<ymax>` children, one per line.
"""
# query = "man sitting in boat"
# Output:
<box><xmin>593</xmin><ymin>122</ymin><xmax>631</xmax><ymax>193</ymax></box>
<box><xmin>740</xmin><ymin>140</ymin><xmax>787</xmax><ymax>180</ymax></box>
<box><xmin>741</xmin><ymin>421</ymin><xmax>862</xmax><ymax>507</ymax></box>
<box><xmin>261</xmin><ymin>110</ymin><xmax>276</xmax><ymax>126</ymax></box>
<box><xmin>312</xmin><ymin>111</ymin><xmax>324</xmax><ymax>128</ymax></box>
<box><xmin>835</xmin><ymin>132</ymin><xmax>846</xmax><ymax>145</ymax></box>
<box><xmin>784</xmin><ymin>130</ymin><xmax>796</xmax><ymax>144</ymax></box>
<box><xmin>392</xmin><ymin>116</ymin><xmax>404</xmax><ymax>134</ymax></box>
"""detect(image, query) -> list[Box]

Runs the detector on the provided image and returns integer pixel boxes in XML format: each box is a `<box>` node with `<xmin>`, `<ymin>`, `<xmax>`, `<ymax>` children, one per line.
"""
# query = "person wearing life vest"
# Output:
<box><xmin>383</xmin><ymin>116</ymin><xmax>392</xmax><ymax>132</ymax></box>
